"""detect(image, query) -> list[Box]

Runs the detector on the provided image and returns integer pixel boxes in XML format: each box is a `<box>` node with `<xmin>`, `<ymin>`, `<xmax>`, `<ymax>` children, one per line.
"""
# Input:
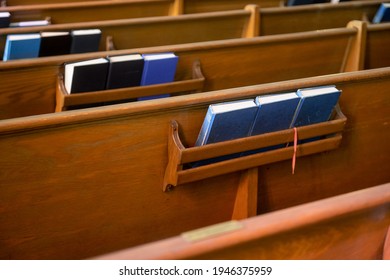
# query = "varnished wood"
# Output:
<box><xmin>232</xmin><ymin>168</ymin><xmax>258</xmax><ymax>220</ymax></box>
<box><xmin>242</xmin><ymin>4</ymin><xmax>259</xmax><ymax>38</ymax></box>
<box><xmin>0</xmin><ymin>0</ymin><xmax>285</xmax><ymax>25</ymax></box>
<box><xmin>93</xmin><ymin>183</ymin><xmax>390</xmax><ymax>260</ymax></box>
<box><xmin>259</xmin><ymin>0</ymin><xmax>386</xmax><ymax>35</ymax></box>
<box><xmin>0</xmin><ymin>0</ymin><xmax>173</xmax><ymax>24</ymax></box>
<box><xmin>343</xmin><ymin>20</ymin><xmax>367</xmax><ymax>71</ymax></box>
<box><xmin>365</xmin><ymin>23</ymin><xmax>390</xmax><ymax>69</ymax></box>
<box><xmin>0</xmin><ymin>67</ymin><xmax>389</xmax><ymax>259</ymax></box>
<box><xmin>0</xmin><ymin>25</ymin><xmax>362</xmax><ymax>119</ymax></box>
<box><xmin>0</xmin><ymin>7</ymin><xmax>256</xmax><ymax>55</ymax></box>
<box><xmin>383</xmin><ymin>226</ymin><xmax>390</xmax><ymax>260</ymax></box>
<box><xmin>1</xmin><ymin>1</ymin><xmax>386</xmax><ymax>56</ymax></box>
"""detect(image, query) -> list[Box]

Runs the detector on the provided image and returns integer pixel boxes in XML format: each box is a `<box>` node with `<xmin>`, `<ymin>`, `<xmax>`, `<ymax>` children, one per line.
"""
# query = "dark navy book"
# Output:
<box><xmin>244</xmin><ymin>92</ymin><xmax>301</xmax><ymax>155</ymax></box>
<box><xmin>64</xmin><ymin>58</ymin><xmax>109</xmax><ymax>94</ymax></box>
<box><xmin>373</xmin><ymin>3</ymin><xmax>390</xmax><ymax>23</ymax></box>
<box><xmin>70</xmin><ymin>29</ymin><xmax>101</xmax><ymax>54</ymax></box>
<box><xmin>291</xmin><ymin>85</ymin><xmax>341</xmax><ymax>145</ymax></box>
<box><xmin>39</xmin><ymin>31</ymin><xmax>72</xmax><ymax>57</ymax></box>
<box><xmin>3</xmin><ymin>33</ymin><xmax>41</xmax><ymax>61</ymax></box>
<box><xmin>287</xmin><ymin>0</ymin><xmax>327</xmax><ymax>6</ymax></box>
<box><xmin>106</xmin><ymin>54</ymin><xmax>144</xmax><ymax>90</ymax></box>
<box><xmin>0</xmin><ymin>12</ymin><xmax>10</xmax><ymax>28</ymax></box>
<box><xmin>250</xmin><ymin>92</ymin><xmax>300</xmax><ymax>135</ymax></box>
<box><xmin>137</xmin><ymin>52</ymin><xmax>178</xmax><ymax>101</ymax></box>
<box><xmin>292</xmin><ymin>85</ymin><xmax>341</xmax><ymax>127</ymax></box>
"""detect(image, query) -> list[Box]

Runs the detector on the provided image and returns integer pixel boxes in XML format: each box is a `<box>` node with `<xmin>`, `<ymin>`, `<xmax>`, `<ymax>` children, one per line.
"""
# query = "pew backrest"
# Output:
<box><xmin>259</xmin><ymin>0</ymin><xmax>387</xmax><ymax>35</ymax></box>
<box><xmin>93</xmin><ymin>183</ymin><xmax>390</xmax><ymax>260</ymax></box>
<box><xmin>0</xmin><ymin>23</ymin><xmax>364</xmax><ymax>119</ymax></box>
<box><xmin>0</xmin><ymin>6</ymin><xmax>259</xmax><ymax>55</ymax></box>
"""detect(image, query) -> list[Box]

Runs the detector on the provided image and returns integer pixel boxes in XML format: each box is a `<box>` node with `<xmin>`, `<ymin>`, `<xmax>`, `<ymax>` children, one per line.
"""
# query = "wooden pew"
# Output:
<box><xmin>0</xmin><ymin>5</ymin><xmax>260</xmax><ymax>56</ymax></box>
<box><xmin>94</xmin><ymin>183</ymin><xmax>390</xmax><ymax>260</ymax></box>
<box><xmin>0</xmin><ymin>22</ymin><xmax>365</xmax><ymax>119</ymax></box>
<box><xmin>258</xmin><ymin>0</ymin><xmax>387</xmax><ymax>35</ymax></box>
<box><xmin>3</xmin><ymin>0</ymin><xmax>105</xmax><ymax>5</ymax></box>
<box><xmin>0</xmin><ymin>0</ymin><xmax>283</xmax><ymax>24</ymax></box>
<box><xmin>0</xmin><ymin>66</ymin><xmax>389</xmax><ymax>259</ymax></box>
<box><xmin>182</xmin><ymin>0</ymin><xmax>284</xmax><ymax>13</ymax></box>
<box><xmin>1</xmin><ymin>1</ymin><xmax>387</xmax><ymax>57</ymax></box>
<box><xmin>0</xmin><ymin>0</ymin><xmax>175</xmax><ymax>24</ymax></box>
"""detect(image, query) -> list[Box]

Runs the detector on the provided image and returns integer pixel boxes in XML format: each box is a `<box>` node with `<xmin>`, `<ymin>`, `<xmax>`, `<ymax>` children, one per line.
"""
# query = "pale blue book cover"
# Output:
<box><xmin>195</xmin><ymin>99</ymin><xmax>258</xmax><ymax>146</ymax></box>
<box><xmin>3</xmin><ymin>34</ymin><xmax>41</xmax><ymax>61</ymax></box>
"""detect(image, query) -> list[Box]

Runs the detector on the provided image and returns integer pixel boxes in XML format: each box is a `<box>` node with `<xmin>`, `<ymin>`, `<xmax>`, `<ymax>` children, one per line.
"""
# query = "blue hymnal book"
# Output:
<box><xmin>3</xmin><ymin>33</ymin><xmax>41</xmax><ymax>61</ymax></box>
<box><xmin>192</xmin><ymin>99</ymin><xmax>258</xmax><ymax>167</ymax></box>
<box><xmin>195</xmin><ymin>99</ymin><xmax>258</xmax><ymax>146</ymax></box>
<box><xmin>244</xmin><ymin>92</ymin><xmax>301</xmax><ymax>154</ymax></box>
<box><xmin>292</xmin><ymin>85</ymin><xmax>341</xmax><ymax>128</ymax></box>
<box><xmin>373</xmin><ymin>3</ymin><xmax>390</xmax><ymax>23</ymax></box>
<box><xmin>137</xmin><ymin>52</ymin><xmax>179</xmax><ymax>101</ymax></box>
<box><xmin>250</xmin><ymin>92</ymin><xmax>301</xmax><ymax>135</ymax></box>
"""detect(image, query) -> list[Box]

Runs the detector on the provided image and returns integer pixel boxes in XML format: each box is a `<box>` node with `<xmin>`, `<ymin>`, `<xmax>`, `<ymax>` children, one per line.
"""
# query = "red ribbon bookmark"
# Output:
<box><xmin>292</xmin><ymin>127</ymin><xmax>298</xmax><ymax>175</ymax></box>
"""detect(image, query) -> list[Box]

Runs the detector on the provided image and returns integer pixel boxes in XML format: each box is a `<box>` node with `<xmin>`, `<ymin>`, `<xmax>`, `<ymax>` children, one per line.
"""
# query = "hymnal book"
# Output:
<box><xmin>195</xmin><ymin>99</ymin><xmax>258</xmax><ymax>146</ymax></box>
<box><xmin>138</xmin><ymin>52</ymin><xmax>179</xmax><ymax>100</ymax></box>
<box><xmin>2</xmin><ymin>33</ymin><xmax>41</xmax><ymax>61</ymax></box>
<box><xmin>250</xmin><ymin>92</ymin><xmax>301</xmax><ymax>136</ymax></box>
<box><xmin>70</xmin><ymin>29</ymin><xmax>101</xmax><ymax>54</ymax></box>
<box><xmin>0</xmin><ymin>12</ymin><xmax>11</xmax><ymax>28</ymax></box>
<box><xmin>106</xmin><ymin>54</ymin><xmax>145</xmax><ymax>89</ymax></box>
<box><xmin>287</xmin><ymin>0</ymin><xmax>327</xmax><ymax>6</ymax></box>
<box><xmin>39</xmin><ymin>31</ymin><xmax>71</xmax><ymax>57</ymax></box>
<box><xmin>242</xmin><ymin>92</ymin><xmax>300</xmax><ymax>155</ymax></box>
<box><xmin>373</xmin><ymin>3</ymin><xmax>390</xmax><ymax>23</ymax></box>
<box><xmin>292</xmin><ymin>85</ymin><xmax>341</xmax><ymax>127</ymax></box>
<box><xmin>64</xmin><ymin>58</ymin><xmax>109</xmax><ymax>94</ymax></box>
<box><xmin>9</xmin><ymin>19</ymin><xmax>50</xmax><ymax>28</ymax></box>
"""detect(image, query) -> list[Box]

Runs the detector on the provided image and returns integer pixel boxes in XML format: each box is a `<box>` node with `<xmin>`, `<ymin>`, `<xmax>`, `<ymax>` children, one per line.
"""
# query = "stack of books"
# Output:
<box><xmin>64</xmin><ymin>52</ymin><xmax>179</xmax><ymax>101</ymax></box>
<box><xmin>2</xmin><ymin>29</ymin><xmax>102</xmax><ymax>61</ymax></box>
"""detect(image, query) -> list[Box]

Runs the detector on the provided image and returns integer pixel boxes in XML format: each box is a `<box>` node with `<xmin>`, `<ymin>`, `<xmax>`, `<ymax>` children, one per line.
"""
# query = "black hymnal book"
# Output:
<box><xmin>287</xmin><ymin>0</ymin><xmax>327</xmax><ymax>6</ymax></box>
<box><xmin>70</xmin><ymin>29</ymin><xmax>101</xmax><ymax>54</ymax></box>
<box><xmin>65</xmin><ymin>58</ymin><xmax>109</xmax><ymax>94</ymax></box>
<box><xmin>106</xmin><ymin>54</ymin><xmax>145</xmax><ymax>89</ymax></box>
<box><xmin>39</xmin><ymin>31</ymin><xmax>71</xmax><ymax>57</ymax></box>
<box><xmin>0</xmin><ymin>12</ymin><xmax>11</xmax><ymax>28</ymax></box>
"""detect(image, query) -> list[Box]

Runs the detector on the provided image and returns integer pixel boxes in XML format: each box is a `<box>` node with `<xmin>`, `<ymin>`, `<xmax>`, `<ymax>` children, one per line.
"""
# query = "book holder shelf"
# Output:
<box><xmin>55</xmin><ymin>59</ymin><xmax>205</xmax><ymax>112</ymax></box>
<box><xmin>163</xmin><ymin>105</ymin><xmax>346</xmax><ymax>219</ymax></box>
<box><xmin>163</xmin><ymin>104</ymin><xmax>347</xmax><ymax>191</ymax></box>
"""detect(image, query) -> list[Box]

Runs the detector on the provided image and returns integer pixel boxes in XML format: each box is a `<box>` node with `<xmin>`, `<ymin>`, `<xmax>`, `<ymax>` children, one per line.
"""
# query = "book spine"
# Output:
<box><xmin>373</xmin><ymin>4</ymin><xmax>385</xmax><ymax>23</ymax></box>
<box><xmin>195</xmin><ymin>107</ymin><xmax>214</xmax><ymax>146</ymax></box>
